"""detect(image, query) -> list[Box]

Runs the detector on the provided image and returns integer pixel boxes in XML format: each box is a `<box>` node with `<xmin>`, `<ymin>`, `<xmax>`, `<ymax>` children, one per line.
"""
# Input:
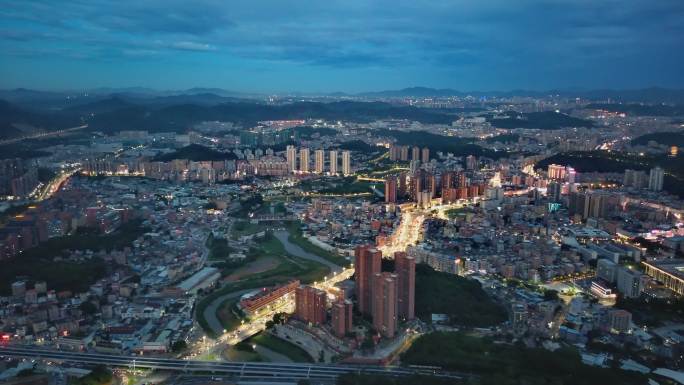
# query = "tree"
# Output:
<box><xmin>171</xmin><ymin>340</ymin><xmax>187</xmax><ymax>353</ymax></box>
<box><xmin>273</xmin><ymin>312</ymin><xmax>288</xmax><ymax>325</ymax></box>
<box><xmin>543</xmin><ymin>290</ymin><xmax>559</xmax><ymax>301</ymax></box>
<box><xmin>361</xmin><ymin>336</ymin><xmax>375</xmax><ymax>352</ymax></box>
<box><xmin>79</xmin><ymin>301</ymin><xmax>97</xmax><ymax>315</ymax></box>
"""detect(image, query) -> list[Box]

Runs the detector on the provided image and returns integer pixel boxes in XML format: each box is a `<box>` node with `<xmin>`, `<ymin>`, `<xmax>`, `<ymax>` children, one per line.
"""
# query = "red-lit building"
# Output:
<box><xmin>372</xmin><ymin>272</ymin><xmax>398</xmax><ymax>338</ymax></box>
<box><xmin>331</xmin><ymin>299</ymin><xmax>353</xmax><ymax>337</ymax></box>
<box><xmin>411</xmin><ymin>170</ymin><xmax>436</xmax><ymax>201</ymax></box>
<box><xmin>469</xmin><ymin>185</ymin><xmax>480</xmax><ymax>198</ymax></box>
<box><xmin>394</xmin><ymin>251</ymin><xmax>415</xmax><ymax>321</ymax></box>
<box><xmin>384</xmin><ymin>176</ymin><xmax>397</xmax><ymax>204</ymax></box>
<box><xmin>295</xmin><ymin>285</ymin><xmax>327</xmax><ymax>325</ymax></box>
<box><xmin>240</xmin><ymin>280</ymin><xmax>299</xmax><ymax>315</ymax></box>
<box><xmin>355</xmin><ymin>245</ymin><xmax>381</xmax><ymax>315</ymax></box>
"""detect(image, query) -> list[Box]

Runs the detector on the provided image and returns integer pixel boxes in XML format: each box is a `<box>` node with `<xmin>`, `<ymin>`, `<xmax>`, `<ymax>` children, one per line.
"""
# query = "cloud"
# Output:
<box><xmin>1</xmin><ymin>0</ymin><xmax>683</xmax><ymax>89</ymax></box>
<box><xmin>170</xmin><ymin>41</ymin><xmax>216</xmax><ymax>52</ymax></box>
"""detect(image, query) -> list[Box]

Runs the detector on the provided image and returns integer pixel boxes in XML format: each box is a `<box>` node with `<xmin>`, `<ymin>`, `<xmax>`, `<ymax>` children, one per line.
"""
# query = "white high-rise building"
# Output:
<box><xmin>314</xmin><ymin>149</ymin><xmax>325</xmax><ymax>174</ymax></box>
<box><xmin>547</xmin><ymin>164</ymin><xmax>566</xmax><ymax>180</ymax></box>
<box><xmin>649</xmin><ymin>167</ymin><xmax>664</xmax><ymax>191</ymax></box>
<box><xmin>286</xmin><ymin>145</ymin><xmax>297</xmax><ymax>173</ymax></box>
<box><xmin>329</xmin><ymin>150</ymin><xmax>338</xmax><ymax>175</ymax></box>
<box><xmin>342</xmin><ymin>150</ymin><xmax>351</xmax><ymax>176</ymax></box>
<box><xmin>300</xmin><ymin>148</ymin><xmax>310</xmax><ymax>173</ymax></box>
<box><xmin>566</xmin><ymin>166</ymin><xmax>576</xmax><ymax>184</ymax></box>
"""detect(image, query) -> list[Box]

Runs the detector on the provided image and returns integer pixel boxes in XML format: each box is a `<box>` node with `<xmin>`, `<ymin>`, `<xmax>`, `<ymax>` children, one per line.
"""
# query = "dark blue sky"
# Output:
<box><xmin>1</xmin><ymin>0</ymin><xmax>683</xmax><ymax>93</ymax></box>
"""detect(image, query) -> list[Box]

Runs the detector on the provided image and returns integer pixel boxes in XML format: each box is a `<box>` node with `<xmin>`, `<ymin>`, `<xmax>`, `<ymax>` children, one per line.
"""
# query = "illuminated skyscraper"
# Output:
<box><xmin>547</xmin><ymin>164</ymin><xmax>566</xmax><ymax>180</ymax></box>
<box><xmin>394</xmin><ymin>251</ymin><xmax>415</xmax><ymax>321</ymax></box>
<box><xmin>329</xmin><ymin>150</ymin><xmax>338</xmax><ymax>175</ymax></box>
<box><xmin>385</xmin><ymin>176</ymin><xmax>397</xmax><ymax>203</ymax></box>
<box><xmin>331</xmin><ymin>299</ymin><xmax>353</xmax><ymax>337</ymax></box>
<box><xmin>649</xmin><ymin>167</ymin><xmax>664</xmax><ymax>191</ymax></box>
<box><xmin>299</xmin><ymin>147</ymin><xmax>310</xmax><ymax>173</ymax></box>
<box><xmin>355</xmin><ymin>245</ymin><xmax>381</xmax><ymax>315</ymax></box>
<box><xmin>399</xmin><ymin>146</ymin><xmax>409</xmax><ymax>161</ymax></box>
<box><xmin>389</xmin><ymin>145</ymin><xmax>400</xmax><ymax>161</ymax></box>
<box><xmin>566</xmin><ymin>166</ymin><xmax>576</xmax><ymax>184</ymax></box>
<box><xmin>286</xmin><ymin>145</ymin><xmax>297</xmax><ymax>173</ymax></box>
<box><xmin>314</xmin><ymin>149</ymin><xmax>325</xmax><ymax>174</ymax></box>
<box><xmin>372</xmin><ymin>272</ymin><xmax>398</xmax><ymax>338</ymax></box>
<box><xmin>421</xmin><ymin>147</ymin><xmax>430</xmax><ymax>163</ymax></box>
<box><xmin>412</xmin><ymin>146</ymin><xmax>420</xmax><ymax>162</ymax></box>
<box><xmin>342</xmin><ymin>150</ymin><xmax>351</xmax><ymax>176</ymax></box>
<box><xmin>295</xmin><ymin>285</ymin><xmax>327</xmax><ymax>324</ymax></box>
<box><xmin>465</xmin><ymin>155</ymin><xmax>478</xmax><ymax>170</ymax></box>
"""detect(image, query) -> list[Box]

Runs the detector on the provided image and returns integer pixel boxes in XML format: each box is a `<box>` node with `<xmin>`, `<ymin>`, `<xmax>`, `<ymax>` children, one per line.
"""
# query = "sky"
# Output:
<box><xmin>1</xmin><ymin>0</ymin><xmax>683</xmax><ymax>93</ymax></box>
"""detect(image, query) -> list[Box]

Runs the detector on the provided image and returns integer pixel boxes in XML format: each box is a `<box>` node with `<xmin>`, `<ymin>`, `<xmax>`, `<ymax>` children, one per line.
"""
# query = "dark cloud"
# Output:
<box><xmin>0</xmin><ymin>0</ymin><xmax>682</xmax><ymax>90</ymax></box>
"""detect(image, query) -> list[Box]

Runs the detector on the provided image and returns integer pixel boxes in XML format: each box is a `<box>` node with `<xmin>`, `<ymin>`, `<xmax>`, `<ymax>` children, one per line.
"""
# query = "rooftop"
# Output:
<box><xmin>643</xmin><ymin>259</ymin><xmax>684</xmax><ymax>280</ymax></box>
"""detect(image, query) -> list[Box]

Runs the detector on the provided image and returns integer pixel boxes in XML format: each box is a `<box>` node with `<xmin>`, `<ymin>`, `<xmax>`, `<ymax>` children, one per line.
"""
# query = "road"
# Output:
<box><xmin>0</xmin><ymin>346</ymin><xmax>464</xmax><ymax>381</ymax></box>
<box><xmin>379</xmin><ymin>204</ymin><xmax>426</xmax><ymax>257</ymax></box>
<box><xmin>194</xmin><ymin>229</ymin><xmax>354</xmax><ymax>356</ymax></box>
<box><xmin>203</xmin><ymin>289</ymin><xmax>254</xmax><ymax>336</ymax></box>
<box><xmin>37</xmin><ymin>168</ymin><xmax>80</xmax><ymax>201</ymax></box>
<box><xmin>379</xmin><ymin>201</ymin><xmax>474</xmax><ymax>257</ymax></box>
<box><xmin>0</xmin><ymin>125</ymin><xmax>88</xmax><ymax>146</ymax></box>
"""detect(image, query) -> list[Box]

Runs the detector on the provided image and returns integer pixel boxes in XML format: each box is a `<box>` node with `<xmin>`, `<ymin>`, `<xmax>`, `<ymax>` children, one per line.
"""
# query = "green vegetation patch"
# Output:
<box><xmin>486</xmin><ymin>111</ymin><xmax>594</xmax><ymax>130</ymax></box>
<box><xmin>615</xmin><ymin>296</ymin><xmax>684</xmax><ymax>327</ymax></box>
<box><xmin>231</xmin><ymin>220</ymin><xmax>265</xmax><ymax>239</ymax></box>
<box><xmin>70</xmin><ymin>365</ymin><xmax>113</xmax><ymax>385</ymax></box>
<box><xmin>225</xmin><ymin>345</ymin><xmax>264</xmax><ymax>362</ymax></box>
<box><xmin>535</xmin><ymin>151</ymin><xmax>684</xmax><ymax>197</ymax></box>
<box><xmin>375</xmin><ymin>129</ymin><xmax>502</xmax><ymax>158</ymax></box>
<box><xmin>287</xmin><ymin>222</ymin><xmax>349</xmax><ymax>267</ymax></box>
<box><xmin>300</xmin><ymin>176</ymin><xmax>377</xmax><ymax>195</ymax></box>
<box><xmin>293</xmin><ymin>126</ymin><xmax>338</xmax><ymax>139</ymax></box>
<box><xmin>196</xmin><ymin>232</ymin><xmax>330</xmax><ymax>336</ymax></box>
<box><xmin>484</xmin><ymin>133</ymin><xmax>520</xmax><ymax>144</ymax></box>
<box><xmin>206</xmin><ymin>234</ymin><xmax>234</xmax><ymax>260</ymax></box>
<box><xmin>217</xmin><ymin>298</ymin><xmax>242</xmax><ymax>331</ymax></box>
<box><xmin>444</xmin><ymin>207</ymin><xmax>471</xmax><ymax>219</ymax></box>
<box><xmin>631</xmin><ymin>131</ymin><xmax>684</xmax><ymax>147</ymax></box>
<box><xmin>415</xmin><ymin>264</ymin><xmax>507</xmax><ymax>327</ymax></box>
<box><xmin>0</xmin><ymin>219</ymin><xmax>147</xmax><ymax>295</ymax></box>
<box><xmin>247</xmin><ymin>332</ymin><xmax>314</xmax><ymax>363</ymax></box>
<box><xmin>586</xmin><ymin>103</ymin><xmax>684</xmax><ymax>117</ymax></box>
<box><xmin>402</xmin><ymin>332</ymin><xmax>648</xmax><ymax>385</ymax></box>
<box><xmin>152</xmin><ymin>144</ymin><xmax>237</xmax><ymax>162</ymax></box>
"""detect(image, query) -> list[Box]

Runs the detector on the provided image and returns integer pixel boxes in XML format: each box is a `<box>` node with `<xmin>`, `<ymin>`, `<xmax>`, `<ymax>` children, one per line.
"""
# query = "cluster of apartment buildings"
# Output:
<box><xmin>0</xmin><ymin>158</ymin><xmax>39</xmax><ymax>199</ymax></box>
<box><xmin>285</xmin><ymin>146</ymin><xmax>351</xmax><ymax>176</ymax></box>
<box><xmin>354</xmin><ymin>246</ymin><xmax>415</xmax><ymax>338</ymax></box>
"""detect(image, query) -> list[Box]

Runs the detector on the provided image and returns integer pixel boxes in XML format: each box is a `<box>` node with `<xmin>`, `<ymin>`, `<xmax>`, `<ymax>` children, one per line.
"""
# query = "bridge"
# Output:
<box><xmin>0</xmin><ymin>345</ymin><xmax>463</xmax><ymax>382</ymax></box>
<box><xmin>252</xmin><ymin>214</ymin><xmax>297</xmax><ymax>222</ymax></box>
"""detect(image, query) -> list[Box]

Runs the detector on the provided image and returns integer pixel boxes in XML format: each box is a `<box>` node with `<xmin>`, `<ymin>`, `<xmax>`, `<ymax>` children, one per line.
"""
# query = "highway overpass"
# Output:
<box><xmin>0</xmin><ymin>346</ymin><xmax>462</xmax><ymax>382</ymax></box>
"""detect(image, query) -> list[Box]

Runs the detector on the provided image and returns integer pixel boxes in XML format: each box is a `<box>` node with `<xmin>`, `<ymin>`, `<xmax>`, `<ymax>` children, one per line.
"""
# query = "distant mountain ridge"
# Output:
<box><xmin>0</xmin><ymin>100</ymin><xmax>81</xmax><ymax>140</ymax></box>
<box><xmin>2</xmin><ymin>86</ymin><xmax>684</xmax><ymax>105</ymax></box>
<box><xmin>356</xmin><ymin>86</ymin><xmax>684</xmax><ymax>103</ymax></box>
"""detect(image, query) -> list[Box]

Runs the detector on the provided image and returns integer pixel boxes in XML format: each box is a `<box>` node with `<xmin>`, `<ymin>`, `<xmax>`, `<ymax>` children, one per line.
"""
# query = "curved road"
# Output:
<box><xmin>203</xmin><ymin>289</ymin><xmax>254</xmax><ymax>336</ymax></box>
<box><xmin>273</xmin><ymin>230</ymin><xmax>342</xmax><ymax>273</ymax></box>
<box><xmin>202</xmin><ymin>231</ymin><xmax>343</xmax><ymax>336</ymax></box>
